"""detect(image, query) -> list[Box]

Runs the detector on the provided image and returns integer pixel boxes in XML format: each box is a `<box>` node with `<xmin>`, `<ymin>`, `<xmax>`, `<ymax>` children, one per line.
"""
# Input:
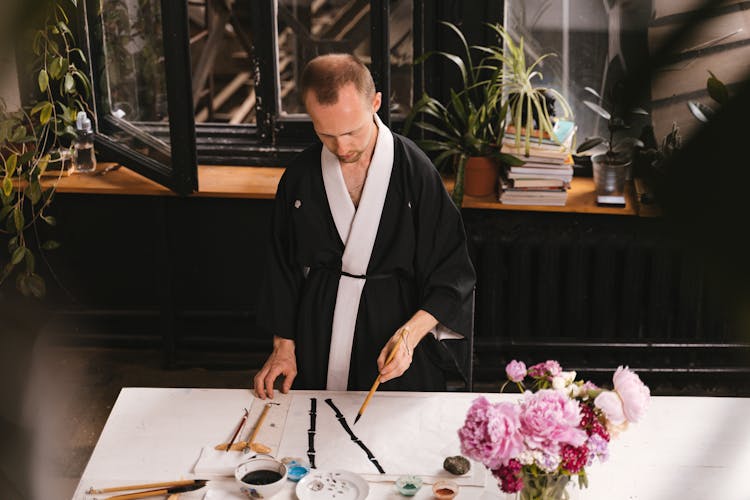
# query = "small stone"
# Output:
<box><xmin>443</xmin><ymin>455</ymin><xmax>471</xmax><ymax>475</ymax></box>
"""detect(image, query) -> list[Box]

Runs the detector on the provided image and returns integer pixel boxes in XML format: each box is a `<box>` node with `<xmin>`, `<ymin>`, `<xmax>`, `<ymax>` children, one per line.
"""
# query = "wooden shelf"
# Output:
<box><xmin>458</xmin><ymin>177</ymin><xmax>638</xmax><ymax>216</ymax></box>
<box><xmin>48</xmin><ymin>162</ymin><xmax>648</xmax><ymax>216</ymax></box>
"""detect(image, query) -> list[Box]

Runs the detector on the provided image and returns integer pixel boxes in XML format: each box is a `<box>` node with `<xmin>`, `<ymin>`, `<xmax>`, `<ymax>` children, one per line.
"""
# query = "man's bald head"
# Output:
<box><xmin>300</xmin><ymin>53</ymin><xmax>376</xmax><ymax>108</ymax></box>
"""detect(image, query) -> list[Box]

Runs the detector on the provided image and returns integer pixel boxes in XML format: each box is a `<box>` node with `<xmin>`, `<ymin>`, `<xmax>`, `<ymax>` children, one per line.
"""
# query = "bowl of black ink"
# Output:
<box><xmin>235</xmin><ymin>455</ymin><xmax>288</xmax><ymax>498</ymax></box>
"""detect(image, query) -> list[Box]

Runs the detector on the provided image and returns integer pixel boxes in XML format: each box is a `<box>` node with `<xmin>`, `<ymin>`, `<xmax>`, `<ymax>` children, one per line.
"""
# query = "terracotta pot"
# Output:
<box><xmin>463</xmin><ymin>156</ymin><xmax>499</xmax><ymax>197</ymax></box>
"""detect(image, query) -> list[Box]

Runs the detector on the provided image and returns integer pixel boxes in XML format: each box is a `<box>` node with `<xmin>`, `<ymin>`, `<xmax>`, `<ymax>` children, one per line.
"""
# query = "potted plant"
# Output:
<box><xmin>404</xmin><ymin>22</ymin><xmax>522</xmax><ymax>206</ymax></box>
<box><xmin>484</xmin><ymin>23</ymin><xmax>574</xmax><ymax>157</ymax></box>
<box><xmin>1</xmin><ymin>0</ymin><xmax>91</xmax><ymax>298</ymax></box>
<box><xmin>576</xmin><ymin>87</ymin><xmax>647</xmax><ymax>204</ymax></box>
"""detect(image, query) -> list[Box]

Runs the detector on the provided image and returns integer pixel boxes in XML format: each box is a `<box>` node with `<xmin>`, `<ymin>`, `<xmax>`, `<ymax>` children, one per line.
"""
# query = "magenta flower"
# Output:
<box><xmin>505</xmin><ymin>360</ymin><xmax>527</xmax><ymax>382</ymax></box>
<box><xmin>459</xmin><ymin>397</ymin><xmax>524</xmax><ymax>469</ymax></box>
<box><xmin>527</xmin><ymin>360</ymin><xmax>562</xmax><ymax>378</ymax></box>
<box><xmin>519</xmin><ymin>389</ymin><xmax>587</xmax><ymax>456</ymax></box>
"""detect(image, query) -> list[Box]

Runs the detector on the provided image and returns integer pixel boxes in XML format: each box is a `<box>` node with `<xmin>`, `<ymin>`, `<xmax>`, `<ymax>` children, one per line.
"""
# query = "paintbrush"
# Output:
<box><xmin>225</xmin><ymin>408</ymin><xmax>249</xmax><ymax>452</ymax></box>
<box><xmin>88</xmin><ymin>480</ymin><xmax>206</xmax><ymax>495</ymax></box>
<box><xmin>98</xmin><ymin>481</ymin><xmax>206</xmax><ymax>499</ymax></box>
<box><xmin>354</xmin><ymin>329</ymin><xmax>406</xmax><ymax>424</ymax></box>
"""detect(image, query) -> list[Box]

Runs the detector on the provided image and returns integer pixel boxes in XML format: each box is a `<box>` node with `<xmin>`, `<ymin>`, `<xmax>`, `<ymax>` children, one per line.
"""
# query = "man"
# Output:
<box><xmin>254</xmin><ymin>54</ymin><xmax>475</xmax><ymax>398</ymax></box>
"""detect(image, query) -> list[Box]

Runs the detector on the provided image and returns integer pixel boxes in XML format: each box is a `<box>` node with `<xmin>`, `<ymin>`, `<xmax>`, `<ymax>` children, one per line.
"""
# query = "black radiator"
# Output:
<box><xmin>468</xmin><ymin>215</ymin><xmax>749</xmax><ymax>394</ymax></box>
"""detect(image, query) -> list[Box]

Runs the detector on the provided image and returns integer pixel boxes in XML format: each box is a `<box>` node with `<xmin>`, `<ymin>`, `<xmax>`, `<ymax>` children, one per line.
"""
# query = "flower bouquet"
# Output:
<box><xmin>458</xmin><ymin>360</ymin><xmax>650</xmax><ymax>500</ymax></box>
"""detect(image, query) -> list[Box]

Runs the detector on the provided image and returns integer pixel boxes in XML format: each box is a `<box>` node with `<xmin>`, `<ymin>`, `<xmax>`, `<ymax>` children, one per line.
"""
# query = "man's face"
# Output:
<box><xmin>305</xmin><ymin>83</ymin><xmax>382</xmax><ymax>164</ymax></box>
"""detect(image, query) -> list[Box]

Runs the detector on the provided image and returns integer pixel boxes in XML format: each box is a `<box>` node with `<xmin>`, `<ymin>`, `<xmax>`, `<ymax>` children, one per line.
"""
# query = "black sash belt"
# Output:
<box><xmin>311</xmin><ymin>266</ymin><xmax>402</xmax><ymax>281</ymax></box>
<box><xmin>307</xmin><ymin>398</ymin><xmax>317</xmax><ymax>469</ymax></box>
<box><xmin>324</xmin><ymin>398</ymin><xmax>385</xmax><ymax>474</ymax></box>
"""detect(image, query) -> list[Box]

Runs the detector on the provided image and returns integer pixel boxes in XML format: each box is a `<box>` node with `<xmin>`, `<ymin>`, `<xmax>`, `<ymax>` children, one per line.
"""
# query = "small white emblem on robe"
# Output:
<box><xmin>294</xmin><ymin>199</ymin><xmax>302</xmax><ymax>208</ymax></box>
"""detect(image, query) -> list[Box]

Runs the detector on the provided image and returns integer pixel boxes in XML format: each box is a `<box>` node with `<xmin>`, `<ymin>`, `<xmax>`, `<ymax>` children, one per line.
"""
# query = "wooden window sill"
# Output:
<box><xmin>46</xmin><ymin>162</ymin><xmax>655</xmax><ymax>216</ymax></box>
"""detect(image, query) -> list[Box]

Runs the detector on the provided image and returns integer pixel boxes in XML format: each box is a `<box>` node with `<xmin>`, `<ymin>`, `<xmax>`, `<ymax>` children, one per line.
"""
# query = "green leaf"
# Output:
<box><xmin>498</xmin><ymin>153</ymin><xmax>525</xmax><ymax>166</ymax></box>
<box><xmin>57</xmin><ymin>21</ymin><xmax>71</xmax><ymax>36</ymax></box>
<box><xmin>707</xmin><ymin>71</ymin><xmax>729</xmax><ymax>105</ymax></box>
<box><xmin>25</xmin><ymin>249</ymin><xmax>35</xmax><ymax>273</ymax></box>
<box><xmin>7</xmin><ymin>236</ymin><xmax>18</xmax><ymax>253</ymax></box>
<box><xmin>2</xmin><ymin>177</ymin><xmax>12</xmax><ymax>197</ymax></box>
<box><xmin>11</xmin><ymin>125</ymin><xmax>26</xmax><ymax>142</ymax></box>
<box><xmin>40</xmin><ymin>102</ymin><xmax>53</xmax><ymax>125</ymax></box>
<box><xmin>28</xmin><ymin>273</ymin><xmax>46</xmax><ymax>299</ymax></box>
<box><xmin>27</xmin><ymin>180</ymin><xmax>42</xmax><ymax>204</ymax></box>
<box><xmin>16</xmin><ymin>273</ymin><xmax>30</xmax><ymax>297</ymax></box>
<box><xmin>71</xmin><ymin>48</ymin><xmax>87</xmax><ymax>64</ymax></box>
<box><xmin>31</xmin><ymin>101</ymin><xmax>49</xmax><ymax>116</ymax></box>
<box><xmin>11</xmin><ymin>246</ymin><xmax>25</xmax><ymax>265</ymax></box>
<box><xmin>577</xmin><ymin>136</ymin><xmax>606</xmax><ymax>153</ymax></box>
<box><xmin>38</xmin><ymin>154</ymin><xmax>50</xmax><ymax>174</ymax></box>
<box><xmin>49</xmin><ymin>56</ymin><xmax>64</xmax><ymax>79</ymax></box>
<box><xmin>73</xmin><ymin>70</ymin><xmax>91</xmax><ymax>97</ymax></box>
<box><xmin>41</xmin><ymin>240</ymin><xmax>61</xmax><ymax>251</ymax></box>
<box><xmin>38</xmin><ymin>69</ymin><xmax>49</xmax><ymax>93</ymax></box>
<box><xmin>42</xmin><ymin>215</ymin><xmax>57</xmax><ymax>226</ymax></box>
<box><xmin>64</xmin><ymin>73</ymin><xmax>75</xmax><ymax>93</ymax></box>
<box><xmin>583</xmin><ymin>100</ymin><xmax>611</xmax><ymax>121</ymax></box>
<box><xmin>5</xmin><ymin>153</ymin><xmax>18</xmax><ymax>176</ymax></box>
<box><xmin>0</xmin><ymin>205</ymin><xmax>12</xmax><ymax>222</ymax></box>
<box><xmin>13</xmin><ymin>206</ymin><xmax>24</xmax><ymax>231</ymax></box>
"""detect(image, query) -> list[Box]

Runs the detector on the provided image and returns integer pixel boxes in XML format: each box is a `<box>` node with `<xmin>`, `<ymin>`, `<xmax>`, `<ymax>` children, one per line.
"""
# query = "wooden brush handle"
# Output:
<box><xmin>105</xmin><ymin>487</ymin><xmax>168</xmax><ymax>499</ymax></box>
<box><xmin>247</xmin><ymin>403</ymin><xmax>272</xmax><ymax>444</ymax></box>
<box><xmin>90</xmin><ymin>480</ymin><xmax>194</xmax><ymax>494</ymax></box>
<box><xmin>357</xmin><ymin>331</ymin><xmax>405</xmax><ymax>417</ymax></box>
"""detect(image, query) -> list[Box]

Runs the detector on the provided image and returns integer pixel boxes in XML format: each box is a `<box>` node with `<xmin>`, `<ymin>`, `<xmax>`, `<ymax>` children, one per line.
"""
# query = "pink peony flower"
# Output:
<box><xmin>594</xmin><ymin>391</ymin><xmax>625</xmax><ymax>424</ymax></box>
<box><xmin>459</xmin><ymin>397</ymin><xmax>524</xmax><ymax>469</ymax></box>
<box><xmin>527</xmin><ymin>360</ymin><xmax>562</xmax><ymax>378</ymax></box>
<box><xmin>544</xmin><ymin>360</ymin><xmax>562</xmax><ymax>376</ymax></box>
<box><xmin>505</xmin><ymin>360</ymin><xmax>527</xmax><ymax>382</ymax></box>
<box><xmin>594</xmin><ymin>366</ymin><xmax>650</xmax><ymax>424</ymax></box>
<box><xmin>613</xmin><ymin>366</ymin><xmax>650</xmax><ymax>422</ymax></box>
<box><xmin>519</xmin><ymin>389</ymin><xmax>587</xmax><ymax>456</ymax></box>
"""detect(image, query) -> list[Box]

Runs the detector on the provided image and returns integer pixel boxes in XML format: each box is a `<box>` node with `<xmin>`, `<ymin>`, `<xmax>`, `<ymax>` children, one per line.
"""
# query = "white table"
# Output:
<box><xmin>72</xmin><ymin>388</ymin><xmax>750</xmax><ymax>500</ymax></box>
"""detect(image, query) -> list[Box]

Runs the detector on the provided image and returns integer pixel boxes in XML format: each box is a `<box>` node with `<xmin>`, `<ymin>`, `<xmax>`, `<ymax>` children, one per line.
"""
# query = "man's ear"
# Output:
<box><xmin>372</xmin><ymin>91</ymin><xmax>382</xmax><ymax>113</ymax></box>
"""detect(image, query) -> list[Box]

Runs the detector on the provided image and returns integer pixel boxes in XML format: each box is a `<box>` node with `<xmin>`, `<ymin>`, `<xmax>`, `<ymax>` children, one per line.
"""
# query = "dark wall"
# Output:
<box><xmin>28</xmin><ymin>192</ymin><xmax>749</xmax><ymax>395</ymax></box>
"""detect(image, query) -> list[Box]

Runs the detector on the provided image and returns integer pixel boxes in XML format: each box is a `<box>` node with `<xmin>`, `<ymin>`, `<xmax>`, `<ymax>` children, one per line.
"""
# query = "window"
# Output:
<box><xmin>79</xmin><ymin>0</ymin><xmax>419</xmax><ymax>194</ymax></box>
<box><xmin>85</xmin><ymin>0</ymin><xmax>197</xmax><ymax>194</ymax></box>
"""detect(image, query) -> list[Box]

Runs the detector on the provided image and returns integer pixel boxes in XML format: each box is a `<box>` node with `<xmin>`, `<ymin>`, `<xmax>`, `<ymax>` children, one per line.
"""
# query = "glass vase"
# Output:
<box><xmin>517</xmin><ymin>472</ymin><xmax>570</xmax><ymax>500</ymax></box>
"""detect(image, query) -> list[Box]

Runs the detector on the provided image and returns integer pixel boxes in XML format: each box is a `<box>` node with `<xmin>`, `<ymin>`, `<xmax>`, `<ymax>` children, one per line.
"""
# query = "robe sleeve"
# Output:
<box><xmin>406</xmin><ymin>141</ymin><xmax>476</xmax><ymax>338</ymax></box>
<box><xmin>257</xmin><ymin>172</ymin><xmax>304</xmax><ymax>340</ymax></box>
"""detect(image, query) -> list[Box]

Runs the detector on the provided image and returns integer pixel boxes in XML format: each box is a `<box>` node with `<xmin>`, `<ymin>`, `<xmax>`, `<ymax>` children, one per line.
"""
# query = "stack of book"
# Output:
<box><xmin>498</xmin><ymin>121</ymin><xmax>575</xmax><ymax>207</ymax></box>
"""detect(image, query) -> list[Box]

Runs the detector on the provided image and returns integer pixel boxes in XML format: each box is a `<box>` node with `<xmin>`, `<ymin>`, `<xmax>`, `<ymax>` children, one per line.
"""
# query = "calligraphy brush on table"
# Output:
<box><xmin>101</xmin><ymin>481</ymin><xmax>207</xmax><ymax>499</ymax></box>
<box><xmin>225</xmin><ymin>407</ymin><xmax>249</xmax><ymax>452</ymax></box>
<box><xmin>87</xmin><ymin>480</ymin><xmax>206</xmax><ymax>495</ymax></box>
<box><xmin>354</xmin><ymin>328</ymin><xmax>406</xmax><ymax>424</ymax></box>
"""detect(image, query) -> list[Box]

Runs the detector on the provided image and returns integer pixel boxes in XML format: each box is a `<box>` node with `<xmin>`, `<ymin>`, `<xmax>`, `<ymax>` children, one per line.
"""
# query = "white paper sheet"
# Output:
<box><xmin>274</xmin><ymin>392</ymin><xmax>485</xmax><ymax>486</ymax></box>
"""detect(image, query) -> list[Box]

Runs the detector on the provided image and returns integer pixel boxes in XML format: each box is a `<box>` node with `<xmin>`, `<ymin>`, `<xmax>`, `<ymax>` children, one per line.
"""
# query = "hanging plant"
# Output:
<box><xmin>0</xmin><ymin>0</ymin><xmax>92</xmax><ymax>298</ymax></box>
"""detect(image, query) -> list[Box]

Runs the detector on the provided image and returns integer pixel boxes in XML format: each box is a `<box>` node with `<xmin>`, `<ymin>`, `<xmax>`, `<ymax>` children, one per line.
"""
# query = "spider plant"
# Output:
<box><xmin>404</xmin><ymin>21</ymin><xmax>521</xmax><ymax>207</ymax></box>
<box><xmin>482</xmin><ymin>23</ymin><xmax>574</xmax><ymax>157</ymax></box>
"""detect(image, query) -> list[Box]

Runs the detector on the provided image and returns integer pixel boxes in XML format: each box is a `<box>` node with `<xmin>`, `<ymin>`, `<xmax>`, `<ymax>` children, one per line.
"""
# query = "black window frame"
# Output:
<box><xmin>82</xmin><ymin>0</ymin><xmax>198</xmax><ymax>195</ymax></box>
<box><xmin>77</xmin><ymin>0</ymin><xmax>432</xmax><ymax>178</ymax></box>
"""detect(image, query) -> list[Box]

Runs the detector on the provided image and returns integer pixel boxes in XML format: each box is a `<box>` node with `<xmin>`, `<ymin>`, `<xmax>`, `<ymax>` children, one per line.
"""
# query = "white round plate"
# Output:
<box><xmin>295</xmin><ymin>470</ymin><xmax>369</xmax><ymax>500</ymax></box>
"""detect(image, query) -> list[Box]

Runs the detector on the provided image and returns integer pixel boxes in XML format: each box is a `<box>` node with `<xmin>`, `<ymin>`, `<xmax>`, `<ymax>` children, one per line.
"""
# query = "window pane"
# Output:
<box><xmin>98</xmin><ymin>0</ymin><xmax>171</xmax><ymax>161</ymax></box>
<box><xmin>504</xmin><ymin>0</ymin><xmax>610</xmax><ymax>140</ymax></box>
<box><xmin>188</xmin><ymin>1</ymin><xmax>257</xmax><ymax>124</ymax></box>
<box><xmin>277</xmin><ymin>0</ymin><xmax>412</xmax><ymax>118</ymax></box>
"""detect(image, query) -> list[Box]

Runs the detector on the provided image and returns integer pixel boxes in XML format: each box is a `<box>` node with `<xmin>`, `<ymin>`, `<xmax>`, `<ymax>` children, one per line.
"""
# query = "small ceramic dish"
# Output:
<box><xmin>432</xmin><ymin>479</ymin><xmax>458</xmax><ymax>500</ymax></box>
<box><xmin>394</xmin><ymin>475</ymin><xmax>423</xmax><ymax>496</ymax></box>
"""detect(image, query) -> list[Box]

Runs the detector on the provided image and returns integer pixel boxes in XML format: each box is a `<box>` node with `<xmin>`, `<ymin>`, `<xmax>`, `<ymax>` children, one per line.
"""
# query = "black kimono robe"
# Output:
<box><xmin>258</xmin><ymin>132</ymin><xmax>476</xmax><ymax>392</ymax></box>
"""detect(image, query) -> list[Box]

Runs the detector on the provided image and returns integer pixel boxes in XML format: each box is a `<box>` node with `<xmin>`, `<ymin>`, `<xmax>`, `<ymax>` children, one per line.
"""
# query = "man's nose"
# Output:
<box><xmin>334</xmin><ymin>139</ymin><xmax>350</xmax><ymax>155</ymax></box>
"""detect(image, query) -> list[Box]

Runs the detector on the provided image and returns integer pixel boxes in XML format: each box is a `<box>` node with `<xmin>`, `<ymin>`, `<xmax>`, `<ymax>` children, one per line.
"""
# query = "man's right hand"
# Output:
<box><xmin>253</xmin><ymin>336</ymin><xmax>297</xmax><ymax>399</ymax></box>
